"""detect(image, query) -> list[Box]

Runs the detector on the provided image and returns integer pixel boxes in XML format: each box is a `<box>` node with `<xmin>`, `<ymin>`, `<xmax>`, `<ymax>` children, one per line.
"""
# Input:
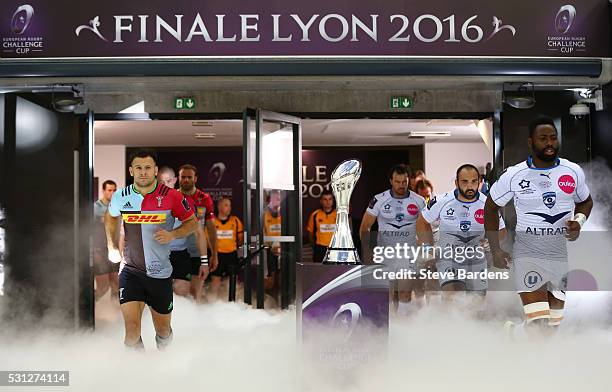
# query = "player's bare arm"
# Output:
<box><xmin>484</xmin><ymin>196</ymin><xmax>510</xmax><ymax>269</ymax></box>
<box><xmin>205</xmin><ymin>219</ymin><xmax>219</xmax><ymax>271</ymax></box>
<box><xmin>104</xmin><ymin>210</ymin><xmax>122</xmax><ymax>263</ymax></box>
<box><xmin>154</xmin><ymin>214</ymin><xmax>198</xmax><ymax>244</ymax></box>
<box><xmin>566</xmin><ymin>195</ymin><xmax>593</xmax><ymax>241</ymax></box>
<box><xmin>359</xmin><ymin>211</ymin><xmax>377</xmax><ymax>261</ymax></box>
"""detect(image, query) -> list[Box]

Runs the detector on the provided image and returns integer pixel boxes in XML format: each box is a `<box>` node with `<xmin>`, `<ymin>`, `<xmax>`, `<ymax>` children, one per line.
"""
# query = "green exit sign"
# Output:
<box><xmin>390</xmin><ymin>96</ymin><xmax>412</xmax><ymax>109</ymax></box>
<box><xmin>174</xmin><ymin>97</ymin><xmax>196</xmax><ymax>110</ymax></box>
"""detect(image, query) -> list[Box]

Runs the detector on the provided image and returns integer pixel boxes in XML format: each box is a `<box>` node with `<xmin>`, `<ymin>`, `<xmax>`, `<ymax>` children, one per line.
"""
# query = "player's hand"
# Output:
<box><xmin>492</xmin><ymin>249</ymin><xmax>511</xmax><ymax>269</ymax></box>
<box><xmin>154</xmin><ymin>229</ymin><xmax>175</xmax><ymax>244</ymax></box>
<box><xmin>565</xmin><ymin>220</ymin><xmax>581</xmax><ymax>241</ymax></box>
<box><xmin>108</xmin><ymin>247</ymin><xmax>122</xmax><ymax>264</ymax></box>
<box><xmin>480</xmin><ymin>238</ymin><xmax>491</xmax><ymax>253</ymax></box>
<box><xmin>209</xmin><ymin>253</ymin><xmax>219</xmax><ymax>272</ymax></box>
<box><xmin>198</xmin><ymin>264</ymin><xmax>209</xmax><ymax>280</ymax></box>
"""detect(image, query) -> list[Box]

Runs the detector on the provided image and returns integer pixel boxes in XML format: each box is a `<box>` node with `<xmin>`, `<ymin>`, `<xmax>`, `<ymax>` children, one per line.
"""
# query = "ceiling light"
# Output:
<box><xmin>192</xmin><ymin>121</ymin><xmax>214</xmax><ymax>127</ymax></box>
<box><xmin>503</xmin><ymin>82</ymin><xmax>536</xmax><ymax>109</ymax></box>
<box><xmin>407</xmin><ymin>131</ymin><xmax>451</xmax><ymax>138</ymax></box>
<box><xmin>194</xmin><ymin>133</ymin><xmax>216</xmax><ymax>139</ymax></box>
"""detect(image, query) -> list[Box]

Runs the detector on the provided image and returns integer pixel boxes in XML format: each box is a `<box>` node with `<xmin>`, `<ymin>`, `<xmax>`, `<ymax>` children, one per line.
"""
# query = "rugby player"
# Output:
<box><xmin>158</xmin><ymin>166</ymin><xmax>177</xmax><ymax>189</ymax></box>
<box><xmin>360</xmin><ymin>164</ymin><xmax>426</xmax><ymax>315</ymax></box>
<box><xmin>170</xmin><ymin>164</ymin><xmax>218</xmax><ymax>302</ymax></box>
<box><xmin>484</xmin><ymin>117</ymin><xmax>593</xmax><ymax>334</ymax></box>
<box><xmin>93</xmin><ymin>180</ymin><xmax>119</xmax><ymax>301</ymax></box>
<box><xmin>105</xmin><ymin>149</ymin><xmax>198</xmax><ymax>350</ymax></box>
<box><xmin>417</xmin><ymin>164</ymin><xmax>507</xmax><ymax>305</ymax></box>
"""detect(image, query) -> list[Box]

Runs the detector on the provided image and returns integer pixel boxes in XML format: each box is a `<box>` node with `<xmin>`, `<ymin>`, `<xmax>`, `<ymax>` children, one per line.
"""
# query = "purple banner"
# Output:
<box><xmin>1</xmin><ymin>0</ymin><xmax>609</xmax><ymax>59</ymax></box>
<box><xmin>302</xmin><ymin>148</ymin><xmax>418</xmax><ymax>243</ymax></box>
<box><xmin>126</xmin><ymin>147</ymin><xmax>244</xmax><ymax>218</ymax></box>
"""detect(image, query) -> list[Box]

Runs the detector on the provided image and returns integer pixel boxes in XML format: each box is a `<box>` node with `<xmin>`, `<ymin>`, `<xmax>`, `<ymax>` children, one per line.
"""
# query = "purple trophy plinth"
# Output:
<box><xmin>296</xmin><ymin>263</ymin><xmax>389</xmax><ymax>371</ymax></box>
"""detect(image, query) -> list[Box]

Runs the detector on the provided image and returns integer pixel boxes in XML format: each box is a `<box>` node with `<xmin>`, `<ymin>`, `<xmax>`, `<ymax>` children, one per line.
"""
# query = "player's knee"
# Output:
<box><xmin>173</xmin><ymin>282</ymin><xmax>190</xmax><ymax>297</ymax></box>
<box><xmin>523</xmin><ymin>301</ymin><xmax>550</xmax><ymax>325</ymax></box>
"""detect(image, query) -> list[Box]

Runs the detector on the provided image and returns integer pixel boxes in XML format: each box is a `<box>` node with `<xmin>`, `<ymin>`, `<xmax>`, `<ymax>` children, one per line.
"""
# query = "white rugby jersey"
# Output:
<box><xmin>366</xmin><ymin>189</ymin><xmax>426</xmax><ymax>247</ymax></box>
<box><xmin>489</xmin><ymin>156</ymin><xmax>590</xmax><ymax>260</ymax></box>
<box><xmin>422</xmin><ymin>190</ymin><xmax>505</xmax><ymax>248</ymax></box>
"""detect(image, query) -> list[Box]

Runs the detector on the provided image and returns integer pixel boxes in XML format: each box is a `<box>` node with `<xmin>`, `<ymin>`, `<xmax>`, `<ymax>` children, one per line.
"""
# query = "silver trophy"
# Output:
<box><xmin>323</xmin><ymin>159</ymin><xmax>362</xmax><ymax>264</ymax></box>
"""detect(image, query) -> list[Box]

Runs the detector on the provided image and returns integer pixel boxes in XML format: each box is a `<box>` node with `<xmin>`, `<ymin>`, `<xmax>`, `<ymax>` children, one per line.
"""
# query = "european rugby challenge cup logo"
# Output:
<box><xmin>555</xmin><ymin>5</ymin><xmax>576</xmax><ymax>34</ymax></box>
<box><xmin>11</xmin><ymin>4</ymin><xmax>34</xmax><ymax>34</ymax></box>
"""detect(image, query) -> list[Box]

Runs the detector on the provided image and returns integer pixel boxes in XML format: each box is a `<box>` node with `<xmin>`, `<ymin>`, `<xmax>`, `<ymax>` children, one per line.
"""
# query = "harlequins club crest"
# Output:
<box><xmin>156</xmin><ymin>196</ymin><xmax>164</xmax><ymax>207</ymax></box>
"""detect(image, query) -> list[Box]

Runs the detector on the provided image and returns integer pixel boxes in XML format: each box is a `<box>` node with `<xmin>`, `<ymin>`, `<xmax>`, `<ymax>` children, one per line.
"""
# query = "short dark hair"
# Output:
<box><xmin>411</xmin><ymin>169</ymin><xmax>425</xmax><ymax>179</ymax></box>
<box><xmin>320</xmin><ymin>189</ymin><xmax>334</xmax><ymax>199</ymax></box>
<box><xmin>528</xmin><ymin>116</ymin><xmax>557</xmax><ymax>138</ymax></box>
<box><xmin>129</xmin><ymin>148</ymin><xmax>158</xmax><ymax>166</ymax></box>
<box><xmin>388</xmin><ymin>164</ymin><xmax>411</xmax><ymax>180</ymax></box>
<box><xmin>456</xmin><ymin>164</ymin><xmax>480</xmax><ymax>180</ymax></box>
<box><xmin>178</xmin><ymin>164</ymin><xmax>197</xmax><ymax>175</ymax></box>
<box><xmin>102</xmin><ymin>180</ymin><xmax>117</xmax><ymax>190</ymax></box>
<box><xmin>416</xmin><ymin>179</ymin><xmax>433</xmax><ymax>192</ymax></box>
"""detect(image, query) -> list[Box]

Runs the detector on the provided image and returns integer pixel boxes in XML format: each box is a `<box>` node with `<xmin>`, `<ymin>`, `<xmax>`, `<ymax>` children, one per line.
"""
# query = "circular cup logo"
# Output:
<box><xmin>11</xmin><ymin>4</ymin><xmax>34</xmax><ymax>35</ymax></box>
<box><xmin>407</xmin><ymin>204</ymin><xmax>419</xmax><ymax>216</ymax></box>
<box><xmin>558</xmin><ymin>175</ymin><xmax>576</xmax><ymax>194</ymax></box>
<box><xmin>555</xmin><ymin>5</ymin><xmax>576</xmax><ymax>34</ymax></box>
<box><xmin>474</xmin><ymin>209</ymin><xmax>485</xmax><ymax>224</ymax></box>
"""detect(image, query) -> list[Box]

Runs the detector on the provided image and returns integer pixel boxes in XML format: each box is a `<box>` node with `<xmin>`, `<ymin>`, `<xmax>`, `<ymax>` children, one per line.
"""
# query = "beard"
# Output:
<box><xmin>534</xmin><ymin>146</ymin><xmax>558</xmax><ymax>163</ymax></box>
<box><xmin>458</xmin><ymin>187</ymin><xmax>477</xmax><ymax>200</ymax></box>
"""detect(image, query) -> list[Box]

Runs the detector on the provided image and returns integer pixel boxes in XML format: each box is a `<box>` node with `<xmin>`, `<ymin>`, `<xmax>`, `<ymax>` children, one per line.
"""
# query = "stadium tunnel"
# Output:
<box><xmin>1</xmin><ymin>1</ymin><xmax>612</xmax><ymax>330</ymax></box>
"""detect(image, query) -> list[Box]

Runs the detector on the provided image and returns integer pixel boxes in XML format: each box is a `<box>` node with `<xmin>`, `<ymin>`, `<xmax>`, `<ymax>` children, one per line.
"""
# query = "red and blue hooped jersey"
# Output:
<box><xmin>108</xmin><ymin>182</ymin><xmax>194</xmax><ymax>278</ymax></box>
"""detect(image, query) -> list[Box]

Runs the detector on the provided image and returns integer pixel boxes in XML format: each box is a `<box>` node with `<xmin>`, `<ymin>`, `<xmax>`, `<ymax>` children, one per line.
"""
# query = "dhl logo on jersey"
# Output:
<box><xmin>123</xmin><ymin>213</ymin><xmax>167</xmax><ymax>224</ymax></box>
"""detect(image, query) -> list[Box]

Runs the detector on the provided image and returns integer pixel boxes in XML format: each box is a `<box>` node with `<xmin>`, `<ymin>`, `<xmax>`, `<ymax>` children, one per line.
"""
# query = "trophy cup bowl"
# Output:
<box><xmin>323</xmin><ymin>160</ymin><xmax>362</xmax><ymax>264</ymax></box>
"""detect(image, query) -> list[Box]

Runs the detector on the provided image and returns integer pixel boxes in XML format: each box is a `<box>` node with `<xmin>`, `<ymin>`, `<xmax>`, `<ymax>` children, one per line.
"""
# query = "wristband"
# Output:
<box><xmin>573</xmin><ymin>213</ymin><xmax>587</xmax><ymax>228</ymax></box>
<box><xmin>200</xmin><ymin>255</ymin><xmax>209</xmax><ymax>265</ymax></box>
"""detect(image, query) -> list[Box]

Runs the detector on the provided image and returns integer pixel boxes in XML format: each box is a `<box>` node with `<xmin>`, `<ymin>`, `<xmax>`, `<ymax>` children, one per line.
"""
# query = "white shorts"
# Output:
<box><xmin>436</xmin><ymin>258</ymin><xmax>488</xmax><ymax>291</ymax></box>
<box><xmin>512</xmin><ymin>257</ymin><xmax>568</xmax><ymax>300</ymax></box>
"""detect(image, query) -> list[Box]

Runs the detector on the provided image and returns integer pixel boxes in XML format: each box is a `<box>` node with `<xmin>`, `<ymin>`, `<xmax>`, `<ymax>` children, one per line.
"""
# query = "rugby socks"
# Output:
<box><xmin>155</xmin><ymin>329</ymin><xmax>173</xmax><ymax>350</ymax></box>
<box><xmin>125</xmin><ymin>336</ymin><xmax>145</xmax><ymax>351</ymax></box>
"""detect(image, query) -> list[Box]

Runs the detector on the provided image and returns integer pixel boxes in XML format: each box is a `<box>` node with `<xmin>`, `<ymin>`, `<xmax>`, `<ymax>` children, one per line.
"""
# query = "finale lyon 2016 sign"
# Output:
<box><xmin>1</xmin><ymin>0</ymin><xmax>609</xmax><ymax>59</ymax></box>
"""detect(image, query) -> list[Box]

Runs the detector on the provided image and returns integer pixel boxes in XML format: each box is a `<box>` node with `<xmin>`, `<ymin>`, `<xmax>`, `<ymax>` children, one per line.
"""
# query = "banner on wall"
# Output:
<box><xmin>1</xmin><ymin>0</ymin><xmax>609</xmax><ymax>59</ymax></box>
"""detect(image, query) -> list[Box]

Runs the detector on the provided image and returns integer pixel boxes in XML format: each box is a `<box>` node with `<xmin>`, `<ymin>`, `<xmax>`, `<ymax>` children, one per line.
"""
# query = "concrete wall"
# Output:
<box><xmin>424</xmin><ymin>142</ymin><xmax>492</xmax><ymax>195</ymax></box>
<box><xmin>94</xmin><ymin>145</ymin><xmax>125</xmax><ymax>196</ymax></box>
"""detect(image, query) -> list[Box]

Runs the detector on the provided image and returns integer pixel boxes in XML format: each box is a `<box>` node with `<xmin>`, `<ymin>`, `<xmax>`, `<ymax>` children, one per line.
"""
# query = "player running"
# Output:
<box><xmin>169</xmin><ymin>164</ymin><xmax>218</xmax><ymax>302</ymax></box>
<box><xmin>360</xmin><ymin>164</ymin><xmax>426</xmax><ymax>315</ymax></box>
<box><xmin>105</xmin><ymin>149</ymin><xmax>198</xmax><ymax>350</ymax></box>
<box><xmin>417</xmin><ymin>164</ymin><xmax>506</xmax><ymax>305</ymax></box>
<box><xmin>484</xmin><ymin>117</ymin><xmax>593</xmax><ymax>335</ymax></box>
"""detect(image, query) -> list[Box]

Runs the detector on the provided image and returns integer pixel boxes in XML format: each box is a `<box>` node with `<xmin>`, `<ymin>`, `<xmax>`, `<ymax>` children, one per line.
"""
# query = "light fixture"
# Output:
<box><xmin>191</xmin><ymin>121</ymin><xmax>214</xmax><ymax>127</ymax></box>
<box><xmin>503</xmin><ymin>82</ymin><xmax>536</xmax><ymax>109</ymax></box>
<box><xmin>194</xmin><ymin>132</ymin><xmax>216</xmax><ymax>139</ymax></box>
<box><xmin>569</xmin><ymin>103</ymin><xmax>590</xmax><ymax>117</ymax></box>
<box><xmin>407</xmin><ymin>131</ymin><xmax>451</xmax><ymax>138</ymax></box>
